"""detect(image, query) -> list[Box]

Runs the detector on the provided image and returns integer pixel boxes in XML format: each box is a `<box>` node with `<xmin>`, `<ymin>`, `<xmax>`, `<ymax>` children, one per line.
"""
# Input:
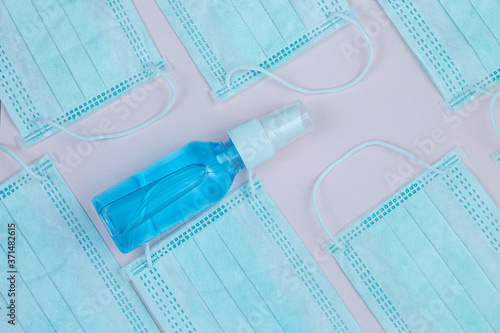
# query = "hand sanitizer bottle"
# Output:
<box><xmin>93</xmin><ymin>101</ymin><xmax>314</xmax><ymax>253</ymax></box>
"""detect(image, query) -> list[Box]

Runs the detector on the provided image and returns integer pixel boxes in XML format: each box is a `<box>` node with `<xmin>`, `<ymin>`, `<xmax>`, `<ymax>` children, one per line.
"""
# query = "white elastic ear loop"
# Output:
<box><xmin>225</xmin><ymin>13</ymin><xmax>374</xmax><ymax>95</ymax></box>
<box><xmin>35</xmin><ymin>65</ymin><xmax>176</xmax><ymax>141</ymax></box>
<box><xmin>0</xmin><ymin>145</ymin><xmax>45</xmax><ymax>181</ymax></box>
<box><xmin>247</xmin><ymin>168</ymin><xmax>255</xmax><ymax>197</ymax></box>
<box><xmin>313</xmin><ymin>140</ymin><xmax>445</xmax><ymax>247</ymax></box>
<box><xmin>465</xmin><ymin>87</ymin><xmax>500</xmax><ymax>137</ymax></box>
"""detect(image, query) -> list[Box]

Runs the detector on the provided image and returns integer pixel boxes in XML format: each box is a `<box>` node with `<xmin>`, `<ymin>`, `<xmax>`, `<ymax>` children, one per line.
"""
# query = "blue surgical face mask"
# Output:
<box><xmin>314</xmin><ymin>144</ymin><xmax>500</xmax><ymax>332</ymax></box>
<box><xmin>377</xmin><ymin>0</ymin><xmax>500</xmax><ymax>112</ymax></box>
<box><xmin>156</xmin><ymin>0</ymin><xmax>374</xmax><ymax>102</ymax></box>
<box><xmin>123</xmin><ymin>178</ymin><xmax>362</xmax><ymax>332</ymax></box>
<box><xmin>0</xmin><ymin>0</ymin><xmax>171</xmax><ymax>146</ymax></box>
<box><xmin>0</xmin><ymin>156</ymin><xmax>159</xmax><ymax>332</ymax></box>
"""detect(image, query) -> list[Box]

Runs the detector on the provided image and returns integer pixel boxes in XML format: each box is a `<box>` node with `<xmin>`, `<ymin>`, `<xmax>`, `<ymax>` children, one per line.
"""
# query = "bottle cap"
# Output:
<box><xmin>227</xmin><ymin>101</ymin><xmax>314</xmax><ymax>170</ymax></box>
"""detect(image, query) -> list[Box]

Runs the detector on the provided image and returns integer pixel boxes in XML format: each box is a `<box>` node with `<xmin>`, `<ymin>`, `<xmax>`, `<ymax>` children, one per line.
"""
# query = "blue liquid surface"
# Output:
<box><xmin>93</xmin><ymin>140</ymin><xmax>243</xmax><ymax>253</ymax></box>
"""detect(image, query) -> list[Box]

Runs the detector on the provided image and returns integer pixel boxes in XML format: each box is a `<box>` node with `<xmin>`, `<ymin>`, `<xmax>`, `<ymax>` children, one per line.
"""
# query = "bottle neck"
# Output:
<box><xmin>219</xmin><ymin>139</ymin><xmax>245</xmax><ymax>172</ymax></box>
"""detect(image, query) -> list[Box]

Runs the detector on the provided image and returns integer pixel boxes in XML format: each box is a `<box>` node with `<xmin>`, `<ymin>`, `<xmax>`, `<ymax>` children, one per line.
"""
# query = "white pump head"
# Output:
<box><xmin>227</xmin><ymin>100</ymin><xmax>314</xmax><ymax>170</ymax></box>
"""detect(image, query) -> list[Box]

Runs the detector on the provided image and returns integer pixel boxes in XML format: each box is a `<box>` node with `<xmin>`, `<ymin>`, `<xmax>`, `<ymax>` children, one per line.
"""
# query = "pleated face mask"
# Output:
<box><xmin>0</xmin><ymin>0</ymin><xmax>166</xmax><ymax>146</ymax></box>
<box><xmin>377</xmin><ymin>0</ymin><xmax>500</xmax><ymax>112</ymax></box>
<box><xmin>314</xmin><ymin>144</ymin><xmax>500</xmax><ymax>332</ymax></box>
<box><xmin>156</xmin><ymin>0</ymin><xmax>374</xmax><ymax>102</ymax></box>
<box><xmin>0</xmin><ymin>156</ymin><xmax>159</xmax><ymax>332</ymax></box>
<box><xmin>123</xmin><ymin>178</ymin><xmax>362</xmax><ymax>333</ymax></box>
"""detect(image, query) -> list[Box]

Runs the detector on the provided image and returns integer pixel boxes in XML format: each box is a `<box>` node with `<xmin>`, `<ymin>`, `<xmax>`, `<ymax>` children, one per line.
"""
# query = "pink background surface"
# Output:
<box><xmin>1</xmin><ymin>0</ymin><xmax>500</xmax><ymax>331</ymax></box>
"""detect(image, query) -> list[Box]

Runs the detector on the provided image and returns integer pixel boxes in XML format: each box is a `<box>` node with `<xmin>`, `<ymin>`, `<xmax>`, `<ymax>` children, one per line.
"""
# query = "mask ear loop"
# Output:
<box><xmin>225</xmin><ymin>13</ymin><xmax>374</xmax><ymax>95</ymax></box>
<box><xmin>144</xmin><ymin>242</ymin><xmax>153</xmax><ymax>268</ymax></box>
<box><xmin>0</xmin><ymin>145</ymin><xmax>46</xmax><ymax>181</ymax></box>
<box><xmin>247</xmin><ymin>168</ymin><xmax>255</xmax><ymax>198</ymax></box>
<box><xmin>35</xmin><ymin>65</ymin><xmax>176</xmax><ymax>141</ymax></box>
<box><xmin>465</xmin><ymin>87</ymin><xmax>500</xmax><ymax>137</ymax></box>
<box><xmin>0</xmin><ymin>105</ymin><xmax>45</xmax><ymax>181</ymax></box>
<box><xmin>312</xmin><ymin>140</ymin><xmax>446</xmax><ymax>250</ymax></box>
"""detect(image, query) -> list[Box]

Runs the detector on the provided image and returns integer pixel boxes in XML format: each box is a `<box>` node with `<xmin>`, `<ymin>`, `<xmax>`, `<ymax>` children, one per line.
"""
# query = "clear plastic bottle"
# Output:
<box><xmin>93</xmin><ymin>101</ymin><xmax>313</xmax><ymax>253</ymax></box>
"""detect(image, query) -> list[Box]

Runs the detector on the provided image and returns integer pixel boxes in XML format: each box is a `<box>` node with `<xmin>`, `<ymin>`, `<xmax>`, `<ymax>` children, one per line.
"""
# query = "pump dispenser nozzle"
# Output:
<box><xmin>227</xmin><ymin>100</ymin><xmax>314</xmax><ymax>170</ymax></box>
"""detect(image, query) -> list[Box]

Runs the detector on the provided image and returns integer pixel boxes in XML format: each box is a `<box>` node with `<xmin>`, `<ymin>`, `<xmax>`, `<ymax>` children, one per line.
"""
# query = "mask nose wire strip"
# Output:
<box><xmin>35</xmin><ymin>66</ymin><xmax>176</xmax><ymax>141</ymax></box>
<box><xmin>312</xmin><ymin>140</ymin><xmax>445</xmax><ymax>246</ymax></box>
<box><xmin>225</xmin><ymin>13</ymin><xmax>374</xmax><ymax>95</ymax></box>
<box><xmin>465</xmin><ymin>87</ymin><xmax>500</xmax><ymax>137</ymax></box>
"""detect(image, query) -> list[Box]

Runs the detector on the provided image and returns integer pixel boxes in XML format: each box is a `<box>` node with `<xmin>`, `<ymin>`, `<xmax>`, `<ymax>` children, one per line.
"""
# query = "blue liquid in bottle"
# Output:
<box><xmin>93</xmin><ymin>140</ymin><xmax>244</xmax><ymax>253</ymax></box>
<box><xmin>93</xmin><ymin>100</ymin><xmax>313</xmax><ymax>253</ymax></box>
